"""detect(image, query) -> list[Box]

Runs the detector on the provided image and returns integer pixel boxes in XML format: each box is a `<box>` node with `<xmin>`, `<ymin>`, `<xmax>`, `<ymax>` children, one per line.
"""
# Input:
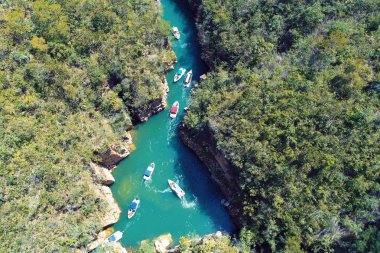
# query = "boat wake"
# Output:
<box><xmin>166</xmin><ymin>124</ymin><xmax>177</xmax><ymax>143</ymax></box>
<box><xmin>154</xmin><ymin>187</ymin><xmax>171</xmax><ymax>193</ymax></box>
<box><xmin>122</xmin><ymin>212</ymin><xmax>141</xmax><ymax>232</ymax></box>
<box><xmin>181</xmin><ymin>196</ymin><xmax>197</xmax><ymax>209</ymax></box>
<box><xmin>143</xmin><ymin>180</ymin><xmax>152</xmax><ymax>188</ymax></box>
<box><xmin>180</xmin><ymin>43</ymin><xmax>188</xmax><ymax>48</ymax></box>
<box><xmin>181</xmin><ymin>87</ymin><xmax>187</xmax><ymax>99</ymax></box>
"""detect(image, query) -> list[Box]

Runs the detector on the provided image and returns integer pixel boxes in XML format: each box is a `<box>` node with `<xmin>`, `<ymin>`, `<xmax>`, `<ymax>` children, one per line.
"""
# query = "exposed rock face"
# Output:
<box><xmin>180</xmin><ymin>126</ymin><xmax>244</xmax><ymax>227</ymax></box>
<box><xmin>90</xmin><ymin>162</ymin><xmax>115</xmax><ymax>185</ymax></box>
<box><xmin>96</xmin><ymin>186</ymin><xmax>121</xmax><ymax>228</ymax></box>
<box><xmin>98</xmin><ymin>141</ymin><xmax>131</xmax><ymax>167</ymax></box>
<box><xmin>86</xmin><ymin>229</ymin><xmax>110</xmax><ymax>252</ymax></box>
<box><xmin>154</xmin><ymin>233</ymin><xmax>173</xmax><ymax>253</ymax></box>
<box><xmin>112</xmin><ymin>242</ymin><xmax>128</xmax><ymax>253</ymax></box>
<box><xmin>86</xmin><ymin>228</ymin><xmax>127</xmax><ymax>253</ymax></box>
<box><xmin>167</xmin><ymin>231</ymin><xmax>225</xmax><ymax>253</ymax></box>
<box><xmin>87</xmin><ymin>242</ymin><xmax>127</xmax><ymax>253</ymax></box>
<box><xmin>134</xmin><ymin>77</ymin><xmax>169</xmax><ymax>123</ymax></box>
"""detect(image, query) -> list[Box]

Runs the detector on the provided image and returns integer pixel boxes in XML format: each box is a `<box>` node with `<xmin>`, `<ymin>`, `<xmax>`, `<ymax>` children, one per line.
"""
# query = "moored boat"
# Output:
<box><xmin>172</xmin><ymin>27</ymin><xmax>180</xmax><ymax>39</ymax></box>
<box><xmin>127</xmin><ymin>198</ymin><xmax>140</xmax><ymax>219</ymax></box>
<box><xmin>107</xmin><ymin>231</ymin><xmax>123</xmax><ymax>243</ymax></box>
<box><xmin>143</xmin><ymin>162</ymin><xmax>155</xmax><ymax>180</ymax></box>
<box><xmin>168</xmin><ymin>179</ymin><xmax>185</xmax><ymax>198</ymax></box>
<box><xmin>174</xmin><ymin>68</ymin><xmax>186</xmax><ymax>82</ymax></box>
<box><xmin>170</xmin><ymin>101</ymin><xmax>179</xmax><ymax>118</ymax></box>
<box><xmin>183</xmin><ymin>70</ymin><xmax>193</xmax><ymax>87</ymax></box>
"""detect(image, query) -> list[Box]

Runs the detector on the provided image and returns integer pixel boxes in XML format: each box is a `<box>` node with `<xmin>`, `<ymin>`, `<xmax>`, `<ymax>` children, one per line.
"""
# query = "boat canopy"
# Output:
<box><xmin>130</xmin><ymin>202</ymin><xmax>138</xmax><ymax>210</ymax></box>
<box><xmin>177</xmin><ymin>69</ymin><xmax>183</xmax><ymax>75</ymax></box>
<box><xmin>170</xmin><ymin>107</ymin><xmax>178</xmax><ymax>114</ymax></box>
<box><xmin>108</xmin><ymin>235</ymin><xmax>116</xmax><ymax>242</ymax></box>
<box><xmin>144</xmin><ymin>170</ymin><xmax>151</xmax><ymax>176</ymax></box>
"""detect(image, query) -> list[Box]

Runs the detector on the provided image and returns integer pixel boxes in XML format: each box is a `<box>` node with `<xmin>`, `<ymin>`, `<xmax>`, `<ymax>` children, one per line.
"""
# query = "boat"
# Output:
<box><xmin>169</xmin><ymin>101</ymin><xmax>179</xmax><ymax>118</ymax></box>
<box><xmin>168</xmin><ymin>179</ymin><xmax>185</xmax><ymax>198</ymax></box>
<box><xmin>143</xmin><ymin>162</ymin><xmax>155</xmax><ymax>180</ymax></box>
<box><xmin>127</xmin><ymin>198</ymin><xmax>140</xmax><ymax>219</ymax></box>
<box><xmin>183</xmin><ymin>70</ymin><xmax>193</xmax><ymax>87</ymax></box>
<box><xmin>174</xmin><ymin>68</ymin><xmax>186</xmax><ymax>82</ymax></box>
<box><xmin>172</xmin><ymin>27</ymin><xmax>180</xmax><ymax>39</ymax></box>
<box><xmin>107</xmin><ymin>231</ymin><xmax>123</xmax><ymax>243</ymax></box>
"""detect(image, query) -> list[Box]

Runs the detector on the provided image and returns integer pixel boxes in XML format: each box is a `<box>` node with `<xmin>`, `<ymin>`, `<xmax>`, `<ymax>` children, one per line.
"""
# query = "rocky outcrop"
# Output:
<box><xmin>111</xmin><ymin>242</ymin><xmax>128</xmax><ymax>253</ymax></box>
<box><xmin>163</xmin><ymin>37</ymin><xmax>177</xmax><ymax>71</ymax></box>
<box><xmin>154</xmin><ymin>234</ymin><xmax>173</xmax><ymax>253</ymax></box>
<box><xmin>97</xmin><ymin>132</ymin><xmax>133</xmax><ymax>167</ymax></box>
<box><xmin>180</xmin><ymin>126</ymin><xmax>244</xmax><ymax>227</ymax></box>
<box><xmin>84</xmin><ymin>185</ymin><xmax>123</xmax><ymax>251</ymax></box>
<box><xmin>96</xmin><ymin>186</ymin><xmax>121</xmax><ymax>228</ymax></box>
<box><xmin>86</xmin><ymin>229</ymin><xmax>127</xmax><ymax>253</ymax></box>
<box><xmin>134</xmin><ymin>77</ymin><xmax>169</xmax><ymax>122</ymax></box>
<box><xmin>167</xmin><ymin>231</ymin><xmax>224</xmax><ymax>253</ymax></box>
<box><xmin>86</xmin><ymin>229</ymin><xmax>111</xmax><ymax>252</ymax></box>
<box><xmin>87</xmin><ymin>242</ymin><xmax>126</xmax><ymax>253</ymax></box>
<box><xmin>90</xmin><ymin>162</ymin><xmax>115</xmax><ymax>185</ymax></box>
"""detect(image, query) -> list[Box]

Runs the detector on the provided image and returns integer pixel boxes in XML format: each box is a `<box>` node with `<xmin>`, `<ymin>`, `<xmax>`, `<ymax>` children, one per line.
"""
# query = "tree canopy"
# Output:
<box><xmin>0</xmin><ymin>0</ymin><xmax>170</xmax><ymax>251</ymax></box>
<box><xmin>185</xmin><ymin>0</ymin><xmax>380</xmax><ymax>252</ymax></box>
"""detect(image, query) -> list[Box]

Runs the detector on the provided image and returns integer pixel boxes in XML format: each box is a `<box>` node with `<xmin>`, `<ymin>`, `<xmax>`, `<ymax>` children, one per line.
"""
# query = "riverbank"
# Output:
<box><xmin>179</xmin><ymin>126</ymin><xmax>244</xmax><ymax>228</ymax></box>
<box><xmin>86</xmin><ymin>52</ymin><xmax>176</xmax><ymax>251</ymax></box>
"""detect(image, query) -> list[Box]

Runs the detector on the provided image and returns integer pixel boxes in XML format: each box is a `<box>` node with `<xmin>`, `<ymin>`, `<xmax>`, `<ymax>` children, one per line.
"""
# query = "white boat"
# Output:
<box><xmin>127</xmin><ymin>198</ymin><xmax>140</xmax><ymax>219</ymax></box>
<box><xmin>107</xmin><ymin>231</ymin><xmax>123</xmax><ymax>243</ymax></box>
<box><xmin>143</xmin><ymin>162</ymin><xmax>155</xmax><ymax>180</ymax></box>
<box><xmin>174</xmin><ymin>68</ymin><xmax>186</xmax><ymax>82</ymax></box>
<box><xmin>169</xmin><ymin>101</ymin><xmax>179</xmax><ymax>118</ymax></box>
<box><xmin>168</xmin><ymin>179</ymin><xmax>185</xmax><ymax>198</ymax></box>
<box><xmin>172</xmin><ymin>27</ymin><xmax>180</xmax><ymax>39</ymax></box>
<box><xmin>183</xmin><ymin>70</ymin><xmax>193</xmax><ymax>87</ymax></box>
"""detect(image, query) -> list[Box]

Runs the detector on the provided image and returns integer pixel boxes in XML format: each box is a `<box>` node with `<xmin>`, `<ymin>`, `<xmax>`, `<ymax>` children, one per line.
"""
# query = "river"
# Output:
<box><xmin>110</xmin><ymin>0</ymin><xmax>235</xmax><ymax>247</ymax></box>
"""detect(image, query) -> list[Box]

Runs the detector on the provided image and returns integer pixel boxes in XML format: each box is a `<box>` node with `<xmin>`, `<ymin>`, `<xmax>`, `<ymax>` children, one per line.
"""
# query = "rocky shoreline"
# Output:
<box><xmin>85</xmin><ymin>133</ymin><xmax>133</xmax><ymax>252</ymax></box>
<box><xmin>180</xmin><ymin>126</ymin><xmax>244</xmax><ymax>228</ymax></box>
<box><xmin>133</xmin><ymin>77</ymin><xmax>170</xmax><ymax>123</ymax></box>
<box><xmin>167</xmin><ymin>231</ymin><xmax>227</xmax><ymax>253</ymax></box>
<box><xmin>133</xmin><ymin>34</ymin><xmax>177</xmax><ymax>123</ymax></box>
<box><xmin>85</xmin><ymin>38</ymin><xmax>177</xmax><ymax>251</ymax></box>
<box><xmin>183</xmin><ymin>0</ymin><xmax>245</xmax><ymax>229</ymax></box>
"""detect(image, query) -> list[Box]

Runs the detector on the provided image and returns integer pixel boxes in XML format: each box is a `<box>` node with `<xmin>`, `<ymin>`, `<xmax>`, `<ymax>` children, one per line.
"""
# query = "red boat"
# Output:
<box><xmin>170</xmin><ymin>101</ymin><xmax>179</xmax><ymax>118</ymax></box>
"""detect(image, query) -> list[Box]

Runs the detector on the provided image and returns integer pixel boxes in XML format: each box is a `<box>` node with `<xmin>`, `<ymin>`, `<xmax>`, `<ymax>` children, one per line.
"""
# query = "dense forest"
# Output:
<box><xmin>185</xmin><ymin>0</ymin><xmax>380</xmax><ymax>252</ymax></box>
<box><xmin>0</xmin><ymin>0</ymin><xmax>170</xmax><ymax>251</ymax></box>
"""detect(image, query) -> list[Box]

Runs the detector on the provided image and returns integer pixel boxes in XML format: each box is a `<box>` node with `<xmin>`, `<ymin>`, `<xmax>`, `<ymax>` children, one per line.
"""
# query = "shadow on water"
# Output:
<box><xmin>170</xmin><ymin>129</ymin><xmax>236</xmax><ymax>232</ymax></box>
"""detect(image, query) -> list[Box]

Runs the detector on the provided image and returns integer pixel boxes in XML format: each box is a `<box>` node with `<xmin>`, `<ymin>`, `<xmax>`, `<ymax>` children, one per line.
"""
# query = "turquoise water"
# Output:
<box><xmin>111</xmin><ymin>0</ymin><xmax>235</xmax><ymax>247</ymax></box>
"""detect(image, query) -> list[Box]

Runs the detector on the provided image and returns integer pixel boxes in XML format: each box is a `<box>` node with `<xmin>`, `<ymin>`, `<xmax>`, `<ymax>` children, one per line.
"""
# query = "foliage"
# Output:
<box><xmin>186</xmin><ymin>0</ymin><xmax>380</xmax><ymax>252</ymax></box>
<box><xmin>178</xmin><ymin>234</ymin><xmax>239</xmax><ymax>253</ymax></box>
<box><xmin>138</xmin><ymin>239</ymin><xmax>156</xmax><ymax>253</ymax></box>
<box><xmin>0</xmin><ymin>0</ymin><xmax>169</xmax><ymax>251</ymax></box>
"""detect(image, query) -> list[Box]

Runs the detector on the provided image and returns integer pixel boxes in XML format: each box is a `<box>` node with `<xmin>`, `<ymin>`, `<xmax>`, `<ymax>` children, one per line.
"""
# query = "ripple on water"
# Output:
<box><xmin>181</xmin><ymin>196</ymin><xmax>197</xmax><ymax>209</ymax></box>
<box><xmin>153</xmin><ymin>187</ymin><xmax>172</xmax><ymax>194</ymax></box>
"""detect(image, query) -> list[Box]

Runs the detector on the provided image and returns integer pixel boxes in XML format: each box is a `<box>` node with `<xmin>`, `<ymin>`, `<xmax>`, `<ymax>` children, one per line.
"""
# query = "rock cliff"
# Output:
<box><xmin>87</xmin><ymin>132</ymin><xmax>134</xmax><ymax>251</ymax></box>
<box><xmin>90</xmin><ymin>162</ymin><xmax>115</xmax><ymax>185</ymax></box>
<box><xmin>134</xmin><ymin>77</ymin><xmax>169</xmax><ymax>122</ymax></box>
<box><xmin>180</xmin><ymin>126</ymin><xmax>244</xmax><ymax>227</ymax></box>
<box><xmin>167</xmin><ymin>231</ymin><xmax>225</xmax><ymax>253</ymax></box>
<box><xmin>96</xmin><ymin>186</ymin><xmax>121</xmax><ymax>228</ymax></box>
<box><xmin>133</xmin><ymin>39</ymin><xmax>176</xmax><ymax>123</ymax></box>
<box><xmin>97</xmin><ymin>137</ymin><xmax>132</xmax><ymax>167</ymax></box>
